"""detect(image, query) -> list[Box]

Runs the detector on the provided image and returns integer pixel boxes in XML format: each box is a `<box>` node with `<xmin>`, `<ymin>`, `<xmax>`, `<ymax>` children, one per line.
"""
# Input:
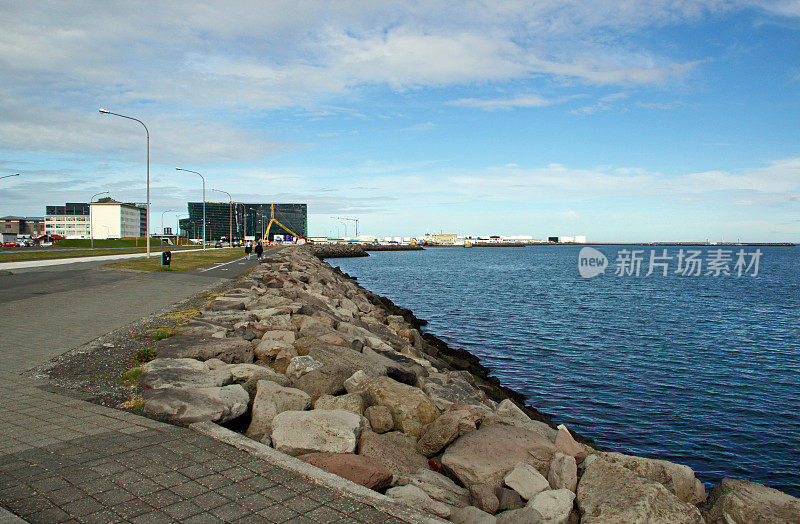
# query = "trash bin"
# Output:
<box><xmin>162</xmin><ymin>250</ymin><xmax>171</xmax><ymax>266</ymax></box>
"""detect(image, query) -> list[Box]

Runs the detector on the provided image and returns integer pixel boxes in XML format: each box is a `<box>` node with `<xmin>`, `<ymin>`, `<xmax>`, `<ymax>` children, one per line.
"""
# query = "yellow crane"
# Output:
<box><xmin>262</xmin><ymin>204</ymin><xmax>302</xmax><ymax>242</ymax></box>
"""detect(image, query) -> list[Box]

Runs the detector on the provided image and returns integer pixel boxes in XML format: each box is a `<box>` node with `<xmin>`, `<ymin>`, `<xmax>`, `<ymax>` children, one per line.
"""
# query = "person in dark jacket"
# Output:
<box><xmin>255</xmin><ymin>241</ymin><xmax>264</xmax><ymax>260</ymax></box>
<box><xmin>244</xmin><ymin>241</ymin><xmax>252</xmax><ymax>260</ymax></box>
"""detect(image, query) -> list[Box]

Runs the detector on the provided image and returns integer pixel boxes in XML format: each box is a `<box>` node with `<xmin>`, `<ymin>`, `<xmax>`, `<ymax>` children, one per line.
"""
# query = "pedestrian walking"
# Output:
<box><xmin>255</xmin><ymin>240</ymin><xmax>264</xmax><ymax>260</ymax></box>
<box><xmin>244</xmin><ymin>241</ymin><xmax>252</xmax><ymax>260</ymax></box>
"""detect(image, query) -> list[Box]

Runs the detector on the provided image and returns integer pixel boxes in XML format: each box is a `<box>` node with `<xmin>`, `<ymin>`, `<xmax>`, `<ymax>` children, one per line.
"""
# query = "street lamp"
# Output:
<box><xmin>99</xmin><ymin>109</ymin><xmax>151</xmax><ymax>257</ymax></box>
<box><xmin>175</xmin><ymin>168</ymin><xmax>205</xmax><ymax>249</ymax></box>
<box><xmin>210</xmin><ymin>189</ymin><xmax>232</xmax><ymax>245</ymax></box>
<box><xmin>161</xmin><ymin>209</ymin><xmax>175</xmax><ymax>235</ymax></box>
<box><xmin>90</xmin><ymin>191</ymin><xmax>109</xmax><ymax>249</ymax></box>
<box><xmin>1</xmin><ymin>173</ymin><xmax>20</xmax><ymax>181</ymax></box>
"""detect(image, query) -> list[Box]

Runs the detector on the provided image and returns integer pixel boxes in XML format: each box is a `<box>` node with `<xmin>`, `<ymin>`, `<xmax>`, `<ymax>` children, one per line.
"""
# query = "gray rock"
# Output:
<box><xmin>364</xmin><ymin>405</ymin><xmax>393</xmax><ymax>433</ymax></box>
<box><xmin>142</xmin><ymin>384</ymin><xmax>249</xmax><ymax>424</ymax></box>
<box><xmin>702</xmin><ymin>478</ymin><xmax>800</xmax><ymax>524</ymax></box>
<box><xmin>441</xmin><ymin>424</ymin><xmax>557</xmax><ymax>488</ymax></box>
<box><xmin>285</xmin><ymin>355</ymin><xmax>323</xmax><ymax>381</ymax></box>
<box><xmin>344</xmin><ymin>370</ymin><xmax>369</xmax><ymax>393</ymax></box>
<box><xmin>495</xmin><ymin>487</ymin><xmax>526</xmax><ymax>511</ymax></box>
<box><xmin>270</xmin><ymin>409</ymin><xmax>366</xmax><ymax>456</ymax></box>
<box><xmin>246</xmin><ymin>380</ymin><xmax>312</xmax><ymax>441</ymax></box>
<box><xmin>554</xmin><ymin>425</ymin><xmax>586</xmax><ymax>462</ymax></box>
<box><xmin>528</xmin><ymin>489</ymin><xmax>575</xmax><ymax>524</ymax></box>
<box><xmin>548</xmin><ymin>452</ymin><xmax>578</xmax><ymax>493</ymax></box>
<box><xmin>360</xmin><ymin>376</ymin><xmax>439</xmax><ymax>438</ymax></box>
<box><xmin>394</xmin><ymin>468</ymin><xmax>470</xmax><ymax>509</ymax></box>
<box><xmin>138</xmin><ymin>358</ymin><xmax>233</xmax><ymax>390</ymax></box>
<box><xmin>290</xmin><ymin>364</ymin><xmax>353</xmax><ymax>400</ymax></box>
<box><xmin>418</xmin><ymin>372</ymin><xmax>485</xmax><ymax>411</ymax></box>
<box><xmin>357</xmin><ymin>430</ymin><xmax>429</xmax><ymax>476</ymax></box>
<box><xmin>495</xmin><ymin>506</ymin><xmax>544</xmax><ymax>524</ymax></box>
<box><xmin>576</xmin><ymin>455</ymin><xmax>703</xmax><ymax>523</ymax></box>
<box><xmin>241</xmin><ymin>367</ymin><xmax>291</xmax><ymax>399</ymax></box>
<box><xmin>417</xmin><ymin>409</ymin><xmax>474</xmax><ymax>457</ymax></box>
<box><xmin>470</xmin><ymin>484</ymin><xmax>500</xmax><ymax>514</ymax></box>
<box><xmin>291</xmin><ymin>315</ymin><xmax>337</xmax><ymax>338</ymax></box>
<box><xmin>504</xmin><ymin>462</ymin><xmax>550</xmax><ymax>500</ymax></box>
<box><xmin>385</xmin><ymin>485</ymin><xmax>451</xmax><ymax>518</ymax></box>
<box><xmin>451</xmin><ymin>506</ymin><xmax>497</xmax><ymax>524</ymax></box>
<box><xmin>254</xmin><ymin>338</ymin><xmax>291</xmax><ymax>360</ymax></box>
<box><xmin>493</xmin><ymin>399</ymin><xmax>557</xmax><ymax>442</ymax></box>
<box><xmin>156</xmin><ymin>335</ymin><xmax>254</xmax><ymax>364</ymax></box>
<box><xmin>601</xmin><ymin>451</ymin><xmax>706</xmax><ymax>504</ymax></box>
<box><xmin>314</xmin><ymin>393</ymin><xmax>365</xmax><ymax>415</ymax></box>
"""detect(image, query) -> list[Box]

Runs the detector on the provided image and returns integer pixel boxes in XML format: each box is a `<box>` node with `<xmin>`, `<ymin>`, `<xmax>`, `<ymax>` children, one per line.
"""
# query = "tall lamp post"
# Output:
<box><xmin>90</xmin><ymin>191</ymin><xmax>109</xmax><ymax>249</ymax></box>
<box><xmin>99</xmin><ymin>109</ymin><xmax>151</xmax><ymax>257</ymax></box>
<box><xmin>211</xmin><ymin>189</ymin><xmax>232</xmax><ymax>245</ymax></box>
<box><xmin>176</xmin><ymin>168</ymin><xmax>205</xmax><ymax>249</ymax></box>
<box><xmin>161</xmin><ymin>209</ymin><xmax>175</xmax><ymax>235</ymax></box>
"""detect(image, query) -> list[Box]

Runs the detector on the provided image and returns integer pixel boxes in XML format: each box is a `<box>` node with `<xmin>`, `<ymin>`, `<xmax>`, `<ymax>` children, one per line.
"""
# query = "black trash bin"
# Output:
<box><xmin>162</xmin><ymin>250</ymin><xmax>171</xmax><ymax>266</ymax></box>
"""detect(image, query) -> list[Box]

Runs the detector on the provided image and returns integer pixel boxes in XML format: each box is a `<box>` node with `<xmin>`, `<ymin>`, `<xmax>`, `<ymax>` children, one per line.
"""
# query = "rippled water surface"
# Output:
<box><xmin>330</xmin><ymin>245</ymin><xmax>800</xmax><ymax>495</ymax></box>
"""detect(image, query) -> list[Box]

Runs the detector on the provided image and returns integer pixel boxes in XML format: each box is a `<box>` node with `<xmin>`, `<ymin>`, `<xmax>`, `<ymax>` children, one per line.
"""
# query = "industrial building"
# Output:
<box><xmin>179</xmin><ymin>203</ymin><xmax>307</xmax><ymax>241</ymax></box>
<box><xmin>45</xmin><ymin>200</ymin><xmax>147</xmax><ymax>239</ymax></box>
<box><xmin>1</xmin><ymin>216</ymin><xmax>44</xmax><ymax>239</ymax></box>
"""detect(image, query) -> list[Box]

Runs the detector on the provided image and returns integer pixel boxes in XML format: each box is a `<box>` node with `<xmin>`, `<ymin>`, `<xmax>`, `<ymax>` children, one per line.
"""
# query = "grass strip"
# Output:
<box><xmin>104</xmin><ymin>247</ymin><xmax>244</xmax><ymax>271</ymax></box>
<box><xmin>0</xmin><ymin>245</ymin><xmax>200</xmax><ymax>263</ymax></box>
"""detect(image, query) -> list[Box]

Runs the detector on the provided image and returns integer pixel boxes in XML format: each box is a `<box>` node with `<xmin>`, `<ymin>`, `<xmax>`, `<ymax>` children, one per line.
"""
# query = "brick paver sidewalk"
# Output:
<box><xmin>0</xmin><ymin>265</ymin><xmax>419</xmax><ymax>523</ymax></box>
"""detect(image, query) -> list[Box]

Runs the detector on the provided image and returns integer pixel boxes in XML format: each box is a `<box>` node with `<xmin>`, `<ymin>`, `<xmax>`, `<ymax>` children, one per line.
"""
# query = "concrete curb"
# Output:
<box><xmin>0</xmin><ymin>506</ymin><xmax>27</xmax><ymax>523</ymax></box>
<box><xmin>190</xmin><ymin>421</ymin><xmax>447</xmax><ymax>524</ymax></box>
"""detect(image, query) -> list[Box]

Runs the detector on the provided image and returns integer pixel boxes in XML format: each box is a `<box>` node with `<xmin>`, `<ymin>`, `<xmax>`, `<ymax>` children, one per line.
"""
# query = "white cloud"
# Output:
<box><xmin>450</xmin><ymin>94</ymin><xmax>554</xmax><ymax>110</ymax></box>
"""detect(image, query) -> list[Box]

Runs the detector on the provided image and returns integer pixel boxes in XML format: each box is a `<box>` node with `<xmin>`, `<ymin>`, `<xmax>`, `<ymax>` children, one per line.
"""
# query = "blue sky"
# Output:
<box><xmin>1</xmin><ymin>1</ymin><xmax>799</xmax><ymax>241</ymax></box>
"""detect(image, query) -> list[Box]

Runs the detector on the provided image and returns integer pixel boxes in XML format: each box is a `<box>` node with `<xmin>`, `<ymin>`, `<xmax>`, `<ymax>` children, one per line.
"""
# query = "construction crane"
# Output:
<box><xmin>332</xmin><ymin>216</ymin><xmax>359</xmax><ymax>238</ymax></box>
<box><xmin>263</xmin><ymin>203</ymin><xmax>302</xmax><ymax>242</ymax></box>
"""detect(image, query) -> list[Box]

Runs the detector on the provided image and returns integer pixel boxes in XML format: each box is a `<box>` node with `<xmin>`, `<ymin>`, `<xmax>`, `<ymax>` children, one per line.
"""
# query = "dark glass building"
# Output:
<box><xmin>179</xmin><ymin>203</ymin><xmax>307</xmax><ymax>241</ymax></box>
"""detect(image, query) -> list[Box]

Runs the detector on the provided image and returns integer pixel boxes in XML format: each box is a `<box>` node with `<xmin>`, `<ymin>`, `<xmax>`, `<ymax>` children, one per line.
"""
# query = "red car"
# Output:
<box><xmin>1</xmin><ymin>242</ymin><xmax>20</xmax><ymax>247</ymax></box>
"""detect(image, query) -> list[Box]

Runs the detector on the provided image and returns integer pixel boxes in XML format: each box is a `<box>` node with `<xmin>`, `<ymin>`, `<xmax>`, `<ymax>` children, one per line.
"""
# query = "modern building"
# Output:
<box><xmin>423</xmin><ymin>233</ymin><xmax>458</xmax><ymax>245</ymax></box>
<box><xmin>1</xmin><ymin>216</ymin><xmax>44</xmax><ymax>237</ymax></box>
<box><xmin>45</xmin><ymin>203</ymin><xmax>90</xmax><ymax>238</ymax></box>
<box><xmin>89</xmin><ymin>201</ymin><xmax>143</xmax><ymax>239</ymax></box>
<box><xmin>179</xmin><ymin>203</ymin><xmax>307</xmax><ymax>241</ymax></box>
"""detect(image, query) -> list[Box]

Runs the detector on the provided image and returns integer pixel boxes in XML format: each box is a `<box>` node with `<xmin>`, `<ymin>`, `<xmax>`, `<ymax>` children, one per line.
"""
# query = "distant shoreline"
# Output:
<box><xmin>429</xmin><ymin>242</ymin><xmax>796</xmax><ymax>247</ymax></box>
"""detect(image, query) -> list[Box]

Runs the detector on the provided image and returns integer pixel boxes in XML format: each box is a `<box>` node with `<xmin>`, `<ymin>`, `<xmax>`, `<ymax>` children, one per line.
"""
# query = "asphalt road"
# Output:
<box><xmin>0</xmin><ymin>247</ymin><xmax>280</xmax><ymax>366</ymax></box>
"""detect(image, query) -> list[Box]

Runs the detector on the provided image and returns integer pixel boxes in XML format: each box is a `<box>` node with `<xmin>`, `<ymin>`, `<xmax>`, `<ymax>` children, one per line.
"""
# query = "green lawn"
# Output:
<box><xmin>0</xmin><ymin>245</ymin><xmax>201</xmax><ymax>263</ymax></box>
<box><xmin>104</xmin><ymin>247</ymin><xmax>244</xmax><ymax>271</ymax></box>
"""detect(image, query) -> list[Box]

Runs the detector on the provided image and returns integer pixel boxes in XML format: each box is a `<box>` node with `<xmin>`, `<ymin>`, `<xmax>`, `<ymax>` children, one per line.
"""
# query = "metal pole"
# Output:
<box><xmin>176</xmin><ymin>168</ymin><xmax>206</xmax><ymax>249</ymax></box>
<box><xmin>89</xmin><ymin>191</ymin><xmax>109</xmax><ymax>248</ymax></box>
<box><xmin>161</xmin><ymin>209</ymin><xmax>174</xmax><ymax>235</ymax></box>
<box><xmin>211</xmin><ymin>189</ymin><xmax>232</xmax><ymax>245</ymax></box>
<box><xmin>0</xmin><ymin>173</ymin><xmax>20</xmax><ymax>181</ymax></box>
<box><xmin>99</xmin><ymin>109</ymin><xmax>151</xmax><ymax>257</ymax></box>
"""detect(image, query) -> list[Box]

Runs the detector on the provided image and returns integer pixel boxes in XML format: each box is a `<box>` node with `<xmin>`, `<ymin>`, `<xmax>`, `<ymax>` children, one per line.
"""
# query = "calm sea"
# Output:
<box><xmin>330</xmin><ymin>245</ymin><xmax>800</xmax><ymax>496</ymax></box>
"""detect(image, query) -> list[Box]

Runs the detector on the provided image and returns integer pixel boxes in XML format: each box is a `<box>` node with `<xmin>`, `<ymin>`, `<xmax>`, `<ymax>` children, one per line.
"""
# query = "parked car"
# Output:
<box><xmin>1</xmin><ymin>242</ymin><xmax>20</xmax><ymax>247</ymax></box>
<box><xmin>214</xmin><ymin>241</ymin><xmax>222</xmax><ymax>248</ymax></box>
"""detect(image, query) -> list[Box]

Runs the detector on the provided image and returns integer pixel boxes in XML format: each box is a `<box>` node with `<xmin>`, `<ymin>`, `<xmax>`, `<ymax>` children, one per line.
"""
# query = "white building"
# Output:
<box><xmin>90</xmin><ymin>202</ymin><xmax>143</xmax><ymax>239</ymax></box>
<box><xmin>575</xmin><ymin>235</ymin><xmax>587</xmax><ymax>243</ymax></box>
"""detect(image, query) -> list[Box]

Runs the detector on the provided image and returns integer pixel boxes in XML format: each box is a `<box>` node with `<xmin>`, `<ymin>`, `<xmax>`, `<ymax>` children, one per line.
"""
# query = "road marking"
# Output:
<box><xmin>198</xmin><ymin>256</ymin><xmax>246</xmax><ymax>272</ymax></box>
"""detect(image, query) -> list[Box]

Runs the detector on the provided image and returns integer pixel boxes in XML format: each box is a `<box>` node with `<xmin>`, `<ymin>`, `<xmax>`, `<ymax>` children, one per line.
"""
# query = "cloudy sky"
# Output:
<box><xmin>2</xmin><ymin>1</ymin><xmax>799</xmax><ymax>241</ymax></box>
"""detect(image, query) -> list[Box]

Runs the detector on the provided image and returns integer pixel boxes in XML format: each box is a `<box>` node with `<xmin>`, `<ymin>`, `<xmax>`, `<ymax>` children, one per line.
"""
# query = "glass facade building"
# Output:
<box><xmin>179</xmin><ymin>203</ymin><xmax>307</xmax><ymax>241</ymax></box>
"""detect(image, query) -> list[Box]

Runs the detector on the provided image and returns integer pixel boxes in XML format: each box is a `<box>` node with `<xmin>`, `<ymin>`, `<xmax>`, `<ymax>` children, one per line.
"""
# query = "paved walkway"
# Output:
<box><xmin>0</xmin><ymin>261</ymin><xmax>414</xmax><ymax>523</ymax></box>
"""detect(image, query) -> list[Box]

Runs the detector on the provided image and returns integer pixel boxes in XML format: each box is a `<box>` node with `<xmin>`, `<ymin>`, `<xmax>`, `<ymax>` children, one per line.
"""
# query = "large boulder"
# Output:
<box><xmin>417</xmin><ymin>409</ymin><xmax>475</xmax><ymax>457</ymax></box>
<box><xmin>270</xmin><ymin>409</ymin><xmax>366</xmax><ymax>456</ymax></box>
<box><xmin>451</xmin><ymin>506</ymin><xmax>497</xmax><ymax>524</ymax></box>
<box><xmin>470</xmin><ymin>484</ymin><xmax>500</xmax><ymax>514</ymax></box>
<box><xmin>418</xmin><ymin>371</ymin><xmax>485</xmax><ymax>411</ymax></box>
<box><xmin>357</xmin><ymin>430</ymin><xmax>429</xmax><ymax>475</ymax></box>
<box><xmin>291</xmin><ymin>315</ymin><xmax>337</xmax><ymax>338</ymax></box>
<box><xmin>554</xmin><ymin>424</ymin><xmax>587</xmax><ymax>462</ymax></box>
<box><xmin>385</xmin><ymin>485</ymin><xmax>451</xmax><ymax>519</ymax></box>
<box><xmin>138</xmin><ymin>358</ymin><xmax>233</xmax><ymax>389</ymax></box>
<box><xmin>246</xmin><ymin>380</ymin><xmax>312</xmax><ymax>441</ymax></box>
<box><xmin>142</xmin><ymin>384</ymin><xmax>249</xmax><ymax>424</ymax></box>
<box><xmin>254</xmin><ymin>338</ymin><xmax>292</xmax><ymax>360</ymax></box>
<box><xmin>297</xmin><ymin>453</ymin><xmax>392</xmax><ymax>491</ymax></box>
<box><xmin>297</xmin><ymin>340</ymin><xmax>387</xmax><ymax>378</ymax></box>
<box><xmin>441</xmin><ymin>424</ymin><xmax>557</xmax><ymax>488</ymax></box>
<box><xmin>360</xmin><ymin>376</ymin><xmax>439</xmax><ymax>437</ymax></box>
<box><xmin>285</xmin><ymin>355</ymin><xmax>323</xmax><ymax>381</ymax></box>
<box><xmin>364</xmin><ymin>405</ymin><xmax>393</xmax><ymax>433</ymax></box>
<box><xmin>394</xmin><ymin>468</ymin><xmax>470</xmax><ymax>509</ymax></box>
<box><xmin>601</xmin><ymin>451</ymin><xmax>706</xmax><ymax>504</ymax></box>
<box><xmin>156</xmin><ymin>335</ymin><xmax>253</xmax><ymax>364</ymax></box>
<box><xmin>548</xmin><ymin>452</ymin><xmax>578</xmax><ymax>493</ymax></box>
<box><xmin>314</xmin><ymin>393</ymin><xmax>365</xmax><ymax>415</ymax></box>
<box><xmin>577</xmin><ymin>455</ymin><xmax>703</xmax><ymax>523</ymax></box>
<box><xmin>241</xmin><ymin>366</ymin><xmax>291</xmax><ymax>398</ymax></box>
<box><xmin>527</xmin><ymin>489</ymin><xmax>575</xmax><ymax>524</ymax></box>
<box><xmin>290</xmin><ymin>364</ymin><xmax>353</xmax><ymax>400</ymax></box>
<box><xmin>503</xmin><ymin>462</ymin><xmax>549</xmax><ymax>501</ymax></box>
<box><xmin>702</xmin><ymin>478</ymin><xmax>800</xmax><ymax>524</ymax></box>
<box><xmin>491</xmin><ymin>399</ymin><xmax>557</xmax><ymax>442</ymax></box>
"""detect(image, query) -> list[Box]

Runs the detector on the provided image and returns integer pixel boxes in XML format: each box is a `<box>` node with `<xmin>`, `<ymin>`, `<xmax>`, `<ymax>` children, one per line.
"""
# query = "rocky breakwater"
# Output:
<box><xmin>136</xmin><ymin>246</ymin><xmax>800</xmax><ymax>523</ymax></box>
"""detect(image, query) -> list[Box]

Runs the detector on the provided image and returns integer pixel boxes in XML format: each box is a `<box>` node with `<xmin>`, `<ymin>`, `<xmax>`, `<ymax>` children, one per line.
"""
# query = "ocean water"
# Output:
<box><xmin>330</xmin><ymin>245</ymin><xmax>800</xmax><ymax>496</ymax></box>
